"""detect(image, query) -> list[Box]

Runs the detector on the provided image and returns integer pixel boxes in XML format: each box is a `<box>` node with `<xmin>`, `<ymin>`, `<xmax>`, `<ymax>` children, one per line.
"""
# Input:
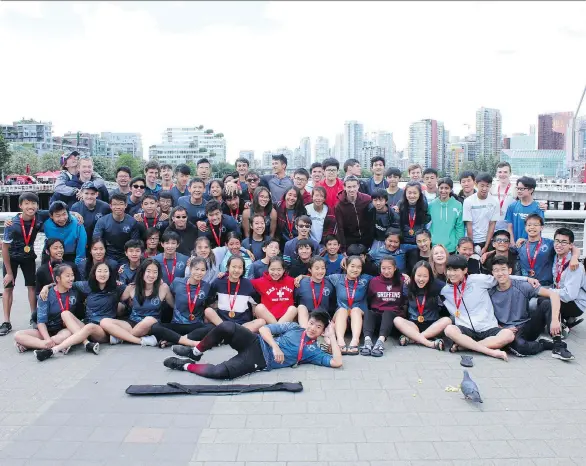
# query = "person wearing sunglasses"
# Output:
<box><xmin>126</xmin><ymin>176</ymin><xmax>146</xmax><ymax>216</ymax></box>
<box><xmin>282</xmin><ymin>215</ymin><xmax>320</xmax><ymax>267</ymax></box>
<box><xmin>481</xmin><ymin>230</ymin><xmax>522</xmax><ymax>276</ymax></box>
<box><xmin>243</xmin><ymin>172</ymin><xmax>260</xmax><ymax>205</ymax></box>
<box><xmin>164</xmin><ymin>206</ymin><xmax>199</xmax><ymax>256</ymax></box>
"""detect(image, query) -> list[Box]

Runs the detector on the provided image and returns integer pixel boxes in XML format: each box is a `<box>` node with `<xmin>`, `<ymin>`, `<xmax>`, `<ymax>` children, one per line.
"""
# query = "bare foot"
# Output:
<box><xmin>492</xmin><ymin>349</ymin><xmax>508</xmax><ymax>361</ymax></box>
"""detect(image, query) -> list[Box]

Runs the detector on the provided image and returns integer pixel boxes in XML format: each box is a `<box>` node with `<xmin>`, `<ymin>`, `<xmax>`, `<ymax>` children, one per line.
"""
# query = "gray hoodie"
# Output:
<box><xmin>551</xmin><ymin>252</ymin><xmax>586</xmax><ymax>313</ymax></box>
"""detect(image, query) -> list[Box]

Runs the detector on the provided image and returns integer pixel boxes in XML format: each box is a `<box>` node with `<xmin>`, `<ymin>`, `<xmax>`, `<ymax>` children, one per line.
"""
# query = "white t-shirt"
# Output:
<box><xmin>490</xmin><ymin>183</ymin><xmax>517</xmax><ymax>230</ymax></box>
<box><xmin>306</xmin><ymin>204</ymin><xmax>328</xmax><ymax>243</ymax></box>
<box><xmin>463</xmin><ymin>194</ymin><xmax>500</xmax><ymax>244</ymax></box>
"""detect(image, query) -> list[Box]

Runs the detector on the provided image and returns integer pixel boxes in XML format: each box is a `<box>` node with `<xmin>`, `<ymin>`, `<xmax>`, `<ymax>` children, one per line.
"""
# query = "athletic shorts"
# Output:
<box><xmin>223</xmin><ymin>337</ymin><xmax>267</xmax><ymax>379</ymax></box>
<box><xmin>217</xmin><ymin>308</ymin><xmax>253</xmax><ymax>326</ymax></box>
<box><xmin>47</xmin><ymin>326</ymin><xmax>65</xmax><ymax>337</ymax></box>
<box><xmin>456</xmin><ymin>325</ymin><xmax>501</xmax><ymax>341</ymax></box>
<box><xmin>121</xmin><ymin>318</ymin><xmax>139</xmax><ymax>328</ymax></box>
<box><xmin>3</xmin><ymin>257</ymin><xmax>36</xmax><ymax>288</ymax></box>
<box><xmin>412</xmin><ymin>320</ymin><xmax>434</xmax><ymax>333</ymax></box>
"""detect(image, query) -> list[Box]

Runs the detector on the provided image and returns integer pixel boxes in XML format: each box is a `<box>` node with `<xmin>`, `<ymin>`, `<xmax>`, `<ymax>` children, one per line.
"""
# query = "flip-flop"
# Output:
<box><xmin>434</xmin><ymin>339</ymin><xmax>445</xmax><ymax>351</ymax></box>
<box><xmin>460</xmin><ymin>355</ymin><xmax>474</xmax><ymax>367</ymax></box>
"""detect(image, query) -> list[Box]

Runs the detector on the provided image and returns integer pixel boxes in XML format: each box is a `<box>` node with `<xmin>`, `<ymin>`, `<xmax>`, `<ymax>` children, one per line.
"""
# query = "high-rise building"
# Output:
<box><xmin>314</xmin><ymin>136</ymin><xmax>329</xmax><ymax>163</ymax></box>
<box><xmin>262</xmin><ymin>151</ymin><xmax>272</xmax><ymax>167</ymax></box>
<box><xmin>408</xmin><ymin>119</ymin><xmax>446</xmax><ymax>171</ymax></box>
<box><xmin>476</xmin><ymin>107</ymin><xmax>502</xmax><ymax>160</ymax></box>
<box><xmin>238</xmin><ymin>150</ymin><xmax>254</xmax><ymax>162</ymax></box>
<box><xmin>376</xmin><ymin>131</ymin><xmax>395</xmax><ymax>162</ymax></box>
<box><xmin>101</xmin><ymin>132</ymin><xmax>143</xmax><ymax>158</ymax></box>
<box><xmin>149</xmin><ymin>126</ymin><xmax>226</xmax><ymax>164</ymax></box>
<box><xmin>508</xmin><ymin>133</ymin><xmax>535</xmax><ymax>150</ymax></box>
<box><xmin>343</xmin><ymin>121</ymin><xmax>364</xmax><ymax>164</ymax></box>
<box><xmin>0</xmin><ymin>119</ymin><xmax>53</xmax><ymax>155</ymax></box>
<box><xmin>538</xmin><ymin>111</ymin><xmax>573</xmax><ymax>150</ymax></box>
<box><xmin>446</xmin><ymin>143</ymin><xmax>468</xmax><ymax>178</ymax></box>
<box><xmin>464</xmin><ymin>134</ymin><xmax>477</xmax><ymax>162</ymax></box>
<box><xmin>299</xmin><ymin>137</ymin><xmax>311</xmax><ymax>166</ymax></box>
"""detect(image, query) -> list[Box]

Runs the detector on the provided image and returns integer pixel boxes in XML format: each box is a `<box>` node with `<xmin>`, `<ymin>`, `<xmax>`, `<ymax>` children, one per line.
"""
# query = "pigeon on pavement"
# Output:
<box><xmin>461</xmin><ymin>370</ymin><xmax>482</xmax><ymax>403</ymax></box>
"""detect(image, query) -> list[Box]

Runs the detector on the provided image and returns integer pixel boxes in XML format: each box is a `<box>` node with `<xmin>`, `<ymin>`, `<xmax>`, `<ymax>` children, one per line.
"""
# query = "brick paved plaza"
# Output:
<box><xmin>0</xmin><ymin>276</ymin><xmax>585</xmax><ymax>466</ymax></box>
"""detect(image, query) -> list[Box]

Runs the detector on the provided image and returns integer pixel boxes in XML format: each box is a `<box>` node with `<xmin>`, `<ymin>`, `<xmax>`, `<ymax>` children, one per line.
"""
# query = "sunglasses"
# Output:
<box><xmin>493</xmin><ymin>238</ymin><xmax>509</xmax><ymax>244</ymax></box>
<box><xmin>247</xmin><ymin>178</ymin><xmax>259</xmax><ymax>183</ymax></box>
<box><xmin>174</xmin><ymin>215</ymin><xmax>187</xmax><ymax>219</ymax></box>
<box><xmin>132</xmin><ymin>184</ymin><xmax>146</xmax><ymax>189</ymax></box>
<box><xmin>297</xmin><ymin>224</ymin><xmax>311</xmax><ymax>228</ymax></box>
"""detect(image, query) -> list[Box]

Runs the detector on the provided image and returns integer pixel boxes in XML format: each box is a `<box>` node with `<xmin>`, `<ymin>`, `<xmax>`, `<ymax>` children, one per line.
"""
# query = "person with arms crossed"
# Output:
<box><xmin>462</xmin><ymin>172</ymin><xmax>499</xmax><ymax>254</ymax></box>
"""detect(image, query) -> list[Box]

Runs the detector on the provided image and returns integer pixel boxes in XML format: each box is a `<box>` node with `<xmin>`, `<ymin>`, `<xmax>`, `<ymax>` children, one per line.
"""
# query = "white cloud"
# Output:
<box><xmin>0</xmin><ymin>1</ymin><xmax>584</xmax><ymax>161</ymax></box>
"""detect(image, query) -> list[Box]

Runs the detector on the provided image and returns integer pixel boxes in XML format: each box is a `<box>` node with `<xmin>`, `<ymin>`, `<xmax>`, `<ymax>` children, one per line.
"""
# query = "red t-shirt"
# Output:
<box><xmin>251</xmin><ymin>272</ymin><xmax>295</xmax><ymax>319</ymax></box>
<box><xmin>317</xmin><ymin>178</ymin><xmax>344</xmax><ymax>210</ymax></box>
<box><xmin>301</xmin><ymin>189</ymin><xmax>312</xmax><ymax>206</ymax></box>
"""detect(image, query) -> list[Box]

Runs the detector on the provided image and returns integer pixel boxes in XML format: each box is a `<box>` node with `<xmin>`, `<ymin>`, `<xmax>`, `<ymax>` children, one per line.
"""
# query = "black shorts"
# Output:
<box><xmin>217</xmin><ymin>308</ymin><xmax>253</xmax><ymax>326</ymax></box>
<box><xmin>121</xmin><ymin>318</ymin><xmax>139</xmax><ymax>328</ymax></box>
<box><xmin>47</xmin><ymin>326</ymin><xmax>65</xmax><ymax>337</ymax></box>
<box><xmin>3</xmin><ymin>257</ymin><xmax>36</xmax><ymax>288</ymax></box>
<box><xmin>457</xmin><ymin>325</ymin><xmax>502</xmax><ymax>341</ymax></box>
<box><xmin>412</xmin><ymin>320</ymin><xmax>434</xmax><ymax>333</ymax></box>
<box><xmin>223</xmin><ymin>337</ymin><xmax>267</xmax><ymax>379</ymax></box>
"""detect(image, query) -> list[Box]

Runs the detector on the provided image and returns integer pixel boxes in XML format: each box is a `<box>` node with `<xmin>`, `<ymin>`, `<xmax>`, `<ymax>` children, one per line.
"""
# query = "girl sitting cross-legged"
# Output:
<box><xmin>393</xmin><ymin>260</ymin><xmax>451</xmax><ymax>351</ymax></box>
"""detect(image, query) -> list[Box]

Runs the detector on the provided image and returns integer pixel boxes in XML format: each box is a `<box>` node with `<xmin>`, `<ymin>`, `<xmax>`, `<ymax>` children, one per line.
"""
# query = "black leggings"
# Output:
<box><xmin>363</xmin><ymin>309</ymin><xmax>397</xmax><ymax>339</ymax></box>
<box><xmin>560</xmin><ymin>300</ymin><xmax>583</xmax><ymax>319</ymax></box>
<box><xmin>512</xmin><ymin>297</ymin><xmax>554</xmax><ymax>355</ymax></box>
<box><xmin>185</xmin><ymin>321</ymin><xmax>267</xmax><ymax>380</ymax></box>
<box><xmin>150</xmin><ymin>322</ymin><xmax>214</xmax><ymax>345</ymax></box>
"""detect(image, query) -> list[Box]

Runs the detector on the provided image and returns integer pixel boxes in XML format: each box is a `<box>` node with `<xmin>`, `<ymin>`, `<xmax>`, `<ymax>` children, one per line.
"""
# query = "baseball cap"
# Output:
<box><xmin>81</xmin><ymin>181</ymin><xmax>98</xmax><ymax>191</ymax></box>
<box><xmin>60</xmin><ymin>151</ymin><xmax>80</xmax><ymax>167</ymax></box>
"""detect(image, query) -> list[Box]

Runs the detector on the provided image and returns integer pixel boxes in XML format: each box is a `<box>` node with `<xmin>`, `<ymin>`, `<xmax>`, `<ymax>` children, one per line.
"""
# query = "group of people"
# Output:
<box><xmin>1</xmin><ymin>150</ymin><xmax>584</xmax><ymax>380</ymax></box>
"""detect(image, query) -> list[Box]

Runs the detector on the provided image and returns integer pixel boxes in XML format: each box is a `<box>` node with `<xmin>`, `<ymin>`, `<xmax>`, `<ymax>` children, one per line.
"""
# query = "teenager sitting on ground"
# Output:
<box><xmin>251</xmin><ymin>257</ymin><xmax>298</xmax><ymax>324</ymax></box>
<box><xmin>164</xmin><ymin>309</ymin><xmax>343</xmax><ymax>378</ymax></box>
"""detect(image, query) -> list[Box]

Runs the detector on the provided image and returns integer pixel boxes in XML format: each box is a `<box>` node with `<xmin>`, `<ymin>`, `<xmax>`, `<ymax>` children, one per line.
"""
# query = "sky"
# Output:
<box><xmin>1</xmin><ymin>1</ymin><xmax>585</xmax><ymax>162</ymax></box>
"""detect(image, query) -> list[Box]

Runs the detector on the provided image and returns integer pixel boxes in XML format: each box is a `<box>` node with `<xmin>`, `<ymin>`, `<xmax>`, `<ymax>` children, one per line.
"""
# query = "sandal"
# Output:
<box><xmin>460</xmin><ymin>355</ymin><xmax>474</xmax><ymax>367</ymax></box>
<box><xmin>345</xmin><ymin>345</ymin><xmax>359</xmax><ymax>356</ymax></box>
<box><xmin>434</xmin><ymin>339</ymin><xmax>445</xmax><ymax>351</ymax></box>
<box><xmin>360</xmin><ymin>337</ymin><xmax>373</xmax><ymax>356</ymax></box>
<box><xmin>14</xmin><ymin>342</ymin><xmax>26</xmax><ymax>353</ymax></box>
<box><xmin>340</xmin><ymin>345</ymin><xmax>349</xmax><ymax>355</ymax></box>
<box><xmin>371</xmin><ymin>340</ymin><xmax>385</xmax><ymax>357</ymax></box>
<box><xmin>449</xmin><ymin>343</ymin><xmax>460</xmax><ymax>354</ymax></box>
<box><xmin>158</xmin><ymin>340</ymin><xmax>169</xmax><ymax>349</ymax></box>
<box><xmin>399</xmin><ymin>335</ymin><xmax>410</xmax><ymax>346</ymax></box>
<box><xmin>320</xmin><ymin>343</ymin><xmax>332</xmax><ymax>354</ymax></box>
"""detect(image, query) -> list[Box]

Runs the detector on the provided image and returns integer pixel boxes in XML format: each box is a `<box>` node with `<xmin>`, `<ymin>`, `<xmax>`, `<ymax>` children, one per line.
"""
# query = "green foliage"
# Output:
<box><xmin>92</xmin><ymin>157</ymin><xmax>115</xmax><ymax>181</ymax></box>
<box><xmin>38</xmin><ymin>150</ymin><xmax>63</xmax><ymax>172</ymax></box>
<box><xmin>462</xmin><ymin>156</ymin><xmax>500</xmax><ymax>176</ymax></box>
<box><xmin>7</xmin><ymin>145</ymin><xmax>39</xmax><ymax>175</ymax></box>
<box><xmin>198</xmin><ymin>148</ymin><xmax>208</xmax><ymax>153</ymax></box>
<box><xmin>0</xmin><ymin>135</ymin><xmax>12</xmax><ymax>176</ymax></box>
<box><xmin>360</xmin><ymin>168</ymin><xmax>373</xmax><ymax>178</ymax></box>
<box><xmin>214</xmin><ymin>133</ymin><xmax>224</xmax><ymax>138</ymax></box>
<box><xmin>212</xmin><ymin>162</ymin><xmax>236</xmax><ymax>177</ymax></box>
<box><xmin>114</xmin><ymin>153</ymin><xmax>145</xmax><ymax>179</ymax></box>
<box><xmin>205</xmin><ymin>129</ymin><xmax>213</xmax><ymax>134</ymax></box>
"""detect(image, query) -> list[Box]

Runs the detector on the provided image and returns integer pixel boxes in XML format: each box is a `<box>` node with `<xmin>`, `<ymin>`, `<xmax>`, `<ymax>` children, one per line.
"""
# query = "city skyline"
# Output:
<box><xmin>1</xmin><ymin>2</ymin><xmax>584</xmax><ymax>162</ymax></box>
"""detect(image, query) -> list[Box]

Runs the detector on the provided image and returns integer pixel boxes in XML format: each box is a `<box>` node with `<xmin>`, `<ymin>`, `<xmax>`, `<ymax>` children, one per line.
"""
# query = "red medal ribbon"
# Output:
<box><xmin>345</xmin><ymin>278</ymin><xmax>358</xmax><ymax>309</ymax></box>
<box><xmin>143</xmin><ymin>214</ymin><xmax>158</xmax><ymax>228</ymax></box>
<box><xmin>286</xmin><ymin>211</ymin><xmax>295</xmax><ymax>238</ymax></box>
<box><xmin>555</xmin><ymin>256</ymin><xmax>568</xmax><ymax>288</ymax></box>
<box><xmin>526</xmin><ymin>238</ymin><xmax>542</xmax><ymax>274</ymax></box>
<box><xmin>296</xmin><ymin>330</ymin><xmax>316</xmax><ymax>364</ymax></box>
<box><xmin>227</xmin><ymin>279</ymin><xmax>241</xmax><ymax>312</ymax></box>
<box><xmin>163</xmin><ymin>255</ymin><xmax>177</xmax><ymax>283</ymax></box>
<box><xmin>186</xmin><ymin>281</ymin><xmax>202</xmax><ymax>321</ymax></box>
<box><xmin>54</xmin><ymin>289</ymin><xmax>70</xmax><ymax>313</ymax></box>
<box><xmin>408</xmin><ymin>211</ymin><xmax>416</xmax><ymax>230</ymax></box>
<box><xmin>415</xmin><ymin>293</ymin><xmax>426</xmax><ymax>317</ymax></box>
<box><xmin>311</xmin><ymin>281</ymin><xmax>325</xmax><ymax>309</ymax></box>
<box><xmin>48</xmin><ymin>262</ymin><xmax>55</xmax><ymax>283</ymax></box>
<box><xmin>497</xmin><ymin>183</ymin><xmax>510</xmax><ymax>214</ymax></box>
<box><xmin>20</xmin><ymin>215</ymin><xmax>35</xmax><ymax>249</ymax></box>
<box><xmin>231</xmin><ymin>206</ymin><xmax>239</xmax><ymax>221</ymax></box>
<box><xmin>210</xmin><ymin>222</ymin><xmax>222</xmax><ymax>247</ymax></box>
<box><xmin>453</xmin><ymin>277</ymin><xmax>466</xmax><ymax>314</ymax></box>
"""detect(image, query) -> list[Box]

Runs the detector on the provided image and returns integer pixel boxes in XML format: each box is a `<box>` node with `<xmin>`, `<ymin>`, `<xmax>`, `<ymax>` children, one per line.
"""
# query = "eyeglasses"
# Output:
<box><xmin>294</xmin><ymin>177</ymin><xmax>308</xmax><ymax>182</ymax></box>
<box><xmin>132</xmin><ymin>184</ymin><xmax>146</xmax><ymax>189</ymax></box>
<box><xmin>174</xmin><ymin>215</ymin><xmax>187</xmax><ymax>219</ymax></box>
<box><xmin>325</xmin><ymin>168</ymin><xmax>337</xmax><ymax>173</ymax></box>
<box><xmin>493</xmin><ymin>238</ymin><xmax>509</xmax><ymax>244</ymax></box>
<box><xmin>297</xmin><ymin>224</ymin><xmax>311</xmax><ymax>228</ymax></box>
<box><xmin>516</xmin><ymin>187</ymin><xmax>530</xmax><ymax>192</ymax></box>
<box><xmin>554</xmin><ymin>239</ymin><xmax>571</xmax><ymax>245</ymax></box>
<box><xmin>246</xmin><ymin>178</ymin><xmax>259</xmax><ymax>183</ymax></box>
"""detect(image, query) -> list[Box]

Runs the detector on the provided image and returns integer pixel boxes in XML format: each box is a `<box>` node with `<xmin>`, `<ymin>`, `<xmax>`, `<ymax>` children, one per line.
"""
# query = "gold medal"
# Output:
<box><xmin>455</xmin><ymin>310</ymin><xmax>461</xmax><ymax>318</ymax></box>
<box><xmin>24</xmin><ymin>246</ymin><xmax>31</xmax><ymax>253</ymax></box>
<box><xmin>417</xmin><ymin>315</ymin><xmax>424</xmax><ymax>323</ymax></box>
<box><xmin>529</xmin><ymin>270</ymin><xmax>535</xmax><ymax>277</ymax></box>
<box><xmin>229</xmin><ymin>311</ymin><xmax>235</xmax><ymax>318</ymax></box>
<box><xmin>189</xmin><ymin>314</ymin><xmax>195</xmax><ymax>321</ymax></box>
<box><xmin>408</xmin><ymin>229</ymin><xmax>414</xmax><ymax>236</ymax></box>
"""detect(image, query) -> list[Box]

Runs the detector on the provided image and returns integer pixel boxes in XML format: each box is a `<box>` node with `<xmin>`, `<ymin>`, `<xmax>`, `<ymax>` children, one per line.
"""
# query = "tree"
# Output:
<box><xmin>114</xmin><ymin>153</ymin><xmax>145</xmax><ymax>178</ymax></box>
<box><xmin>92</xmin><ymin>156</ymin><xmax>115</xmax><ymax>181</ymax></box>
<box><xmin>462</xmin><ymin>156</ymin><xmax>500</xmax><ymax>176</ymax></box>
<box><xmin>7</xmin><ymin>145</ymin><xmax>40</xmax><ymax>175</ymax></box>
<box><xmin>0</xmin><ymin>135</ymin><xmax>12</xmax><ymax>177</ymax></box>
<box><xmin>38</xmin><ymin>150</ymin><xmax>63</xmax><ymax>172</ymax></box>
<box><xmin>212</xmin><ymin>162</ymin><xmax>236</xmax><ymax>177</ymax></box>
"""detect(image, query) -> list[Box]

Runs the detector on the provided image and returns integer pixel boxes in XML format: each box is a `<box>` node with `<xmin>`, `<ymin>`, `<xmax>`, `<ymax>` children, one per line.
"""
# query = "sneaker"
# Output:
<box><xmin>164</xmin><ymin>357</ymin><xmax>193</xmax><ymax>371</ymax></box>
<box><xmin>552</xmin><ymin>343</ymin><xmax>575</xmax><ymax>361</ymax></box>
<box><xmin>140</xmin><ymin>335</ymin><xmax>158</xmax><ymax>347</ymax></box>
<box><xmin>538</xmin><ymin>338</ymin><xmax>555</xmax><ymax>351</ymax></box>
<box><xmin>508</xmin><ymin>345</ymin><xmax>528</xmax><ymax>358</ymax></box>
<box><xmin>110</xmin><ymin>335</ymin><xmax>122</xmax><ymax>345</ymax></box>
<box><xmin>85</xmin><ymin>342</ymin><xmax>100</xmax><ymax>355</ymax></box>
<box><xmin>14</xmin><ymin>342</ymin><xmax>27</xmax><ymax>353</ymax></box>
<box><xmin>34</xmin><ymin>349</ymin><xmax>54</xmax><ymax>362</ymax></box>
<box><xmin>172</xmin><ymin>345</ymin><xmax>202</xmax><ymax>361</ymax></box>
<box><xmin>0</xmin><ymin>322</ymin><xmax>12</xmax><ymax>336</ymax></box>
<box><xmin>566</xmin><ymin>317</ymin><xmax>584</xmax><ymax>329</ymax></box>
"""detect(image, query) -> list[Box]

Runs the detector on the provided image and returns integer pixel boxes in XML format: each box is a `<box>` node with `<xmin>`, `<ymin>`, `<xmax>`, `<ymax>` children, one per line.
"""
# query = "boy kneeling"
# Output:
<box><xmin>164</xmin><ymin>309</ymin><xmax>342</xmax><ymax>379</ymax></box>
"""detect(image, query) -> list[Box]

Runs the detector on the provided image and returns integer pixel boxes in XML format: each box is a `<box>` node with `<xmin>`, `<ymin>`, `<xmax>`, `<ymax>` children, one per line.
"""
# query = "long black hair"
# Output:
<box><xmin>251</xmin><ymin>186</ymin><xmax>274</xmax><ymax>216</ymax></box>
<box><xmin>134</xmin><ymin>258</ymin><xmax>162</xmax><ymax>306</ymax></box>
<box><xmin>408</xmin><ymin>260</ymin><xmax>435</xmax><ymax>298</ymax></box>
<box><xmin>399</xmin><ymin>181</ymin><xmax>427</xmax><ymax>226</ymax></box>
<box><xmin>88</xmin><ymin>262</ymin><xmax>118</xmax><ymax>293</ymax></box>
<box><xmin>379</xmin><ymin>256</ymin><xmax>402</xmax><ymax>286</ymax></box>
<box><xmin>86</xmin><ymin>237</ymin><xmax>107</xmax><ymax>279</ymax></box>
<box><xmin>280</xmin><ymin>186</ymin><xmax>307</xmax><ymax>217</ymax></box>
